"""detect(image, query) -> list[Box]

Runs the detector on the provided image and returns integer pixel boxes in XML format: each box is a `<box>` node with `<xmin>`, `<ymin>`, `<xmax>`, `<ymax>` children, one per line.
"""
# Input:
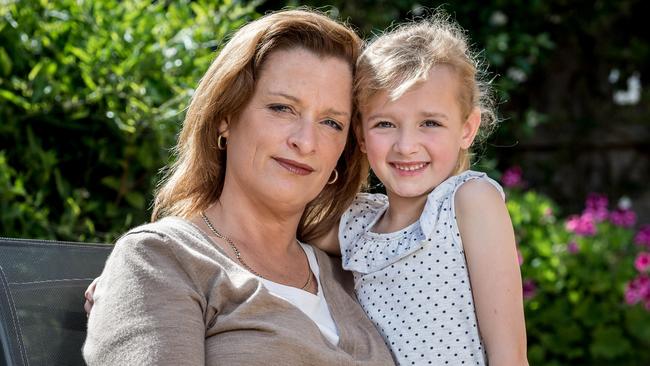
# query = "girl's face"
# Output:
<box><xmin>221</xmin><ymin>48</ymin><xmax>352</xmax><ymax>210</ymax></box>
<box><xmin>358</xmin><ymin>65</ymin><xmax>480</xmax><ymax>202</ymax></box>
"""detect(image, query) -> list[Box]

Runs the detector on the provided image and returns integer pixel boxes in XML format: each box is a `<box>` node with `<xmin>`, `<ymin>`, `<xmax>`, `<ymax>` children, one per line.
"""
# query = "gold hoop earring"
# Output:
<box><xmin>217</xmin><ymin>135</ymin><xmax>227</xmax><ymax>150</ymax></box>
<box><xmin>327</xmin><ymin>169</ymin><xmax>338</xmax><ymax>185</ymax></box>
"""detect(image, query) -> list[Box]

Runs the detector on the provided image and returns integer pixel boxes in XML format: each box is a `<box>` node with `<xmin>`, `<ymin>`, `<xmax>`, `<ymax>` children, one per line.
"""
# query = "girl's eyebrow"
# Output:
<box><xmin>365</xmin><ymin>111</ymin><xmax>449</xmax><ymax>121</ymax></box>
<box><xmin>268</xmin><ymin>91</ymin><xmax>350</xmax><ymax>119</ymax></box>
<box><xmin>420</xmin><ymin>111</ymin><xmax>448</xmax><ymax>120</ymax></box>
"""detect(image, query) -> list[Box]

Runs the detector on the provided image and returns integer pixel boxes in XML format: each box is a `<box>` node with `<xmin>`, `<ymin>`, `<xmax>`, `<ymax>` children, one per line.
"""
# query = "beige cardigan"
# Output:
<box><xmin>83</xmin><ymin>217</ymin><xmax>394</xmax><ymax>365</ymax></box>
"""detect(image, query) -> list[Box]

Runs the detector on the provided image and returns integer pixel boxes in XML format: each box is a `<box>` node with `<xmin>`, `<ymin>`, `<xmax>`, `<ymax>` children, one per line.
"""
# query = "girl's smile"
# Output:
<box><xmin>359</xmin><ymin>64</ymin><xmax>480</xmax><ymax>204</ymax></box>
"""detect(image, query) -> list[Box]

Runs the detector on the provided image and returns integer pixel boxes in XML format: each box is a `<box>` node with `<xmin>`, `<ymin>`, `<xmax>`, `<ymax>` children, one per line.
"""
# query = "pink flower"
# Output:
<box><xmin>635</xmin><ymin>252</ymin><xmax>650</xmax><ymax>272</ymax></box>
<box><xmin>567</xmin><ymin>241</ymin><xmax>579</xmax><ymax>254</ymax></box>
<box><xmin>609</xmin><ymin>209</ymin><xmax>637</xmax><ymax>228</ymax></box>
<box><xmin>501</xmin><ymin>166</ymin><xmax>523</xmax><ymax>188</ymax></box>
<box><xmin>635</xmin><ymin>225</ymin><xmax>650</xmax><ymax>248</ymax></box>
<box><xmin>584</xmin><ymin>193</ymin><xmax>609</xmax><ymax>223</ymax></box>
<box><xmin>565</xmin><ymin>214</ymin><xmax>596</xmax><ymax>236</ymax></box>
<box><xmin>522</xmin><ymin>279</ymin><xmax>537</xmax><ymax>299</ymax></box>
<box><xmin>625</xmin><ymin>287</ymin><xmax>640</xmax><ymax>305</ymax></box>
<box><xmin>625</xmin><ymin>274</ymin><xmax>650</xmax><ymax>305</ymax></box>
<box><xmin>517</xmin><ymin>248</ymin><xmax>523</xmax><ymax>266</ymax></box>
<box><xmin>543</xmin><ymin>207</ymin><xmax>554</xmax><ymax>218</ymax></box>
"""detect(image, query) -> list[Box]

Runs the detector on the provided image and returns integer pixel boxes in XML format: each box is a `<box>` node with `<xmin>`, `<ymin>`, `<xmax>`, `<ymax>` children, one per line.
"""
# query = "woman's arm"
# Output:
<box><xmin>83</xmin><ymin>231</ymin><xmax>206</xmax><ymax>366</ymax></box>
<box><xmin>455</xmin><ymin>179</ymin><xmax>528</xmax><ymax>365</ymax></box>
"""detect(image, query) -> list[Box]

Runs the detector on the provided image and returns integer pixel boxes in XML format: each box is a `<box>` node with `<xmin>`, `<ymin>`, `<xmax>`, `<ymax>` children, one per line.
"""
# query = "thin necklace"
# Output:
<box><xmin>200</xmin><ymin>211</ymin><xmax>312</xmax><ymax>290</ymax></box>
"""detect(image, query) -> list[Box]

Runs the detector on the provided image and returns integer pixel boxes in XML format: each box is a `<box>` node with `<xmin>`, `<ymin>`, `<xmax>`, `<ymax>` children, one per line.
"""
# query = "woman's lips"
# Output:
<box><xmin>274</xmin><ymin>157</ymin><xmax>315</xmax><ymax>176</ymax></box>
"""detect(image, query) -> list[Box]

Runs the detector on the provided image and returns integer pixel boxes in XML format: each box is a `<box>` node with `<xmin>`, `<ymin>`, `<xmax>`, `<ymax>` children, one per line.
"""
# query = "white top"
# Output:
<box><xmin>260</xmin><ymin>243</ymin><xmax>340</xmax><ymax>346</ymax></box>
<box><xmin>338</xmin><ymin>170</ymin><xmax>504</xmax><ymax>365</ymax></box>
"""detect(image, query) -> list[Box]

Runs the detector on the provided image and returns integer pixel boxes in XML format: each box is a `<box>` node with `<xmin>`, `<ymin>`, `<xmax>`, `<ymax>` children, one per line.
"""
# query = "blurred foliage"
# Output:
<box><xmin>267</xmin><ymin>0</ymin><xmax>649</xmax><ymax>214</ymax></box>
<box><xmin>1</xmin><ymin>0</ymin><xmax>648</xmax><ymax>362</ymax></box>
<box><xmin>503</xmin><ymin>168</ymin><xmax>650</xmax><ymax>365</ymax></box>
<box><xmin>0</xmin><ymin>0</ymin><xmax>258</xmax><ymax>242</ymax></box>
<box><xmin>272</xmin><ymin>0</ymin><xmax>647</xmax><ymax>136</ymax></box>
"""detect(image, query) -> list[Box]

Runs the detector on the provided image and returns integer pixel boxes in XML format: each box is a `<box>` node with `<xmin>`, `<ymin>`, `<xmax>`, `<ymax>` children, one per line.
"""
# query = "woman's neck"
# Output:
<box><xmin>206</xmin><ymin>183</ymin><xmax>304</xmax><ymax>254</ymax></box>
<box><xmin>373</xmin><ymin>192</ymin><xmax>428</xmax><ymax>234</ymax></box>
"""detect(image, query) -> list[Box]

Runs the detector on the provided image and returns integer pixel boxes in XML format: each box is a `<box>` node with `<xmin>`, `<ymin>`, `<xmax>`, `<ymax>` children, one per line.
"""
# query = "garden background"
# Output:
<box><xmin>1</xmin><ymin>0</ymin><xmax>649</xmax><ymax>364</ymax></box>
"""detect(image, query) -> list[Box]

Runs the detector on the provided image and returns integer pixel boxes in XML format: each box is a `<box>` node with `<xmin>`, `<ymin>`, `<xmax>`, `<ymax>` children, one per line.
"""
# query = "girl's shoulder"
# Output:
<box><xmin>425</xmin><ymin>170</ymin><xmax>503</xmax><ymax>208</ymax></box>
<box><xmin>337</xmin><ymin>192</ymin><xmax>388</xmax><ymax>254</ymax></box>
<box><xmin>352</xmin><ymin>192</ymin><xmax>389</xmax><ymax>209</ymax></box>
<box><xmin>419</xmin><ymin>170</ymin><xmax>504</xmax><ymax>239</ymax></box>
<box><xmin>341</xmin><ymin>192</ymin><xmax>389</xmax><ymax>224</ymax></box>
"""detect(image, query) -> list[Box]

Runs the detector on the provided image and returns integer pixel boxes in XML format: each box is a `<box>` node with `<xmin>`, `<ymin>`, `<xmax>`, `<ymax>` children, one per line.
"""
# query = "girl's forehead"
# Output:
<box><xmin>360</xmin><ymin>72</ymin><xmax>464</xmax><ymax>123</ymax></box>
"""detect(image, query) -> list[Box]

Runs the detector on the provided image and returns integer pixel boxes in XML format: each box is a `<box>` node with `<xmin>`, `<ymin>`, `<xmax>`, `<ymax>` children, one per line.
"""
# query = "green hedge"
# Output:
<box><xmin>3</xmin><ymin>1</ymin><xmax>650</xmax><ymax>363</ymax></box>
<box><xmin>0</xmin><ymin>0</ymin><xmax>258</xmax><ymax>242</ymax></box>
<box><xmin>503</xmin><ymin>167</ymin><xmax>650</xmax><ymax>365</ymax></box>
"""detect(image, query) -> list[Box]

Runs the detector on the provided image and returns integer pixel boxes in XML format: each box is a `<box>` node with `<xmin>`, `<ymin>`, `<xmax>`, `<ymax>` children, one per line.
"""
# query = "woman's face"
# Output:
<box><xmin>221</xmin><ymin>47</ymin><xmax>353</xmax><ymax>211</ymax></box>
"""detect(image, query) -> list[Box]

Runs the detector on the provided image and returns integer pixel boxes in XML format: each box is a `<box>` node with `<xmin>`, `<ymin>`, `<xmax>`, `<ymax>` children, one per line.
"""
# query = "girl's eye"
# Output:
<box><xmin>269</xmin><ymin>104</ymin><xmax>292</xmax><ymax>113</ymax></box>
<box><xmin>374</xmin><ymin>121</ymin><xmax>395</xmax><ymax>128</ymax></box>
<box><xmin>422</xmin><ymin>119</ymin><xmax>442</xmax><ymax>127</ymax></box>
<box><xmin>322</xmin><ymin>119</ymin><xmax>343</xmax><ymax>131</ymax></box>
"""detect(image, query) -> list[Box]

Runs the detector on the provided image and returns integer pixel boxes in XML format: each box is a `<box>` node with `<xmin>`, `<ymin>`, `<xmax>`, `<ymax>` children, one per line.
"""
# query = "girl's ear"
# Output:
<box><xmin>460</xmin><ymin>107</ymin><xmax>481</xmax><ymax>150</ymax></box>
<box><xmin>353</xmin><ymin>122</ymin><xmax>367</xmax><ymax>153</ymax></box>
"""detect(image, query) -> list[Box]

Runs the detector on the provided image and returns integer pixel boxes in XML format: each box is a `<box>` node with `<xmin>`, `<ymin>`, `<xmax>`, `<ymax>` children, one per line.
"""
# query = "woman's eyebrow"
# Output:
<box><xmin>268</xmin><ymin>91</ymin><xmax>301</xmax><ymax>104</ymax></box>
<box><xmin>268</xmin><ymin>91</ymin><xmax>350</xmax><ymax>119</ymax></box>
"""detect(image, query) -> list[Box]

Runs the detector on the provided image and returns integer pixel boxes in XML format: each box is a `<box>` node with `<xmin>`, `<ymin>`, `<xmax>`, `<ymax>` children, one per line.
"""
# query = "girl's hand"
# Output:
<box><xmin>84</xmin><ymin>277</ymin><xmax>99</xmax><ymax>316</ymax></box>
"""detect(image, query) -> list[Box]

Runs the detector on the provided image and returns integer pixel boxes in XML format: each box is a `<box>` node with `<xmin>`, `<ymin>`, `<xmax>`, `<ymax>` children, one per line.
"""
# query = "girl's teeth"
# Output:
<box><xmin>395</xmin><ymin>163</ymin><xmax>426</xmax><ymax>171</ymax></box>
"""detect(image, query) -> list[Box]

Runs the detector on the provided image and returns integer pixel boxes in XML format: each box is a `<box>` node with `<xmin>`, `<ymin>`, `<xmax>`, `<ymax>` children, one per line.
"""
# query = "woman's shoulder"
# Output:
<box><xmin>114</xmin><ymin>217</ymin><xmax>198</xmax><ymax>250</ymax></box>
<box><xmin>111</xmin><ymin>216</ymin><xmax>230</xmax><ymax>270</ymax></box>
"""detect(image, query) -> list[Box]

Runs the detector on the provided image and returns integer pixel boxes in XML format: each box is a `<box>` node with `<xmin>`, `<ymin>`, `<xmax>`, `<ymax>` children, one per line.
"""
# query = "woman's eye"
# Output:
<box><xmin>375</xmin><ymin>121</ymin><xmax>395</xmax><ymax>128</ymax></box>
<box><xmin>269</xmin><ymin>104</ymin><xmax>292</xmax><ymax>113</ymax></box>
<box><xmin>322</xmin><ymin>119</ymin><xmax>343</xmax><ymax>131</ymax></box>
<box><xmin>422</xmin><ymin>120</ymin><xmax>442</xmax><ymax>127</ymax></box>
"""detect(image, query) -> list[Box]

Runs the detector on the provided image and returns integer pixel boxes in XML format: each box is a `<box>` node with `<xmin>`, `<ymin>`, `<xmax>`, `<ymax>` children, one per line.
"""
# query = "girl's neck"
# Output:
<box><xmin>373</xmin><ymin>191</ymin><xmax>429</xmax><ymax>234</ymax></box>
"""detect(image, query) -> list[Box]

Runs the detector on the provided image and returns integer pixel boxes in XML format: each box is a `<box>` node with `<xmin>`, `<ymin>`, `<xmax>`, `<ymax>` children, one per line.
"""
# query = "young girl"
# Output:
<box><xmin>319</xmin><ymin>14</ymin><xmax>528</xmax><ymax>365</ymax></box>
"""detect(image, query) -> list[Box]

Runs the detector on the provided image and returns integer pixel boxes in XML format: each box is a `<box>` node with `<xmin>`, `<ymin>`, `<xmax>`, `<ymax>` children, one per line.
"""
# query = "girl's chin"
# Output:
<box><xmin>387</xmin><ymin>187</ymin><xmax>431</xmax><ymax>200</ymax></box>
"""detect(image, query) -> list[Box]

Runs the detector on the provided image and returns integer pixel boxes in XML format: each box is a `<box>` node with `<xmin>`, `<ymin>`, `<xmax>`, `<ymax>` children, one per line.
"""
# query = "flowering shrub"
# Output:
<box><xmin>502</xmin><ymin>167</ymin><xmax>650</xmax><ymax>365</ymax></box>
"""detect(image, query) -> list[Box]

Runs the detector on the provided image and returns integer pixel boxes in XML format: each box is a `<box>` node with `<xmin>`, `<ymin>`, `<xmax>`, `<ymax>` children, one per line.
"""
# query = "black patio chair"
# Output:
<box><xmin>0</xmin><ymin>238</ymin><xmax>112</xmax><ymax>366</ymax></box>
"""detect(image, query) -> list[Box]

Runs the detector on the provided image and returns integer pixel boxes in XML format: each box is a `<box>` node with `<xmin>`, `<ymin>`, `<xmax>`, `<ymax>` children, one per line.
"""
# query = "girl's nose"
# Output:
<box><xmin>393</xmin><ymin>129</ymin><xmax>419</xmax><ymax>155</ymax></box>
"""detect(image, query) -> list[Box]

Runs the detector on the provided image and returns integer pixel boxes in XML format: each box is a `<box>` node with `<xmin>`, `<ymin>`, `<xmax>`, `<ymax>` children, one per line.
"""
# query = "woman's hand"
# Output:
<box><xmin>84</xmin><ymin>277</ymin><xmax>99</xmax><ymax>315</ymax></box>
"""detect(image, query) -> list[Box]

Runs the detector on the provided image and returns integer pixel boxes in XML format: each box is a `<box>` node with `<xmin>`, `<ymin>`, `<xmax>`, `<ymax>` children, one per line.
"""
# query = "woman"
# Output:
<box><xmin>83</xmin><ymin>9</ymin><xmax>394</xmax><ymax>365</ymax></box>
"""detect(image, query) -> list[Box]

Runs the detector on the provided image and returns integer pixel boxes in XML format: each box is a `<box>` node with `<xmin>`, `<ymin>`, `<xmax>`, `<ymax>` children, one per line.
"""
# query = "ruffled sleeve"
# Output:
<box><xmin>339</xmin><ymin>171</ymin><xmax>504</xmax><ymax>274</ymax></box>
<box><xmin>338</xmin><ymin>193</ymin><xmax>388</xmax><ymax>273</ymax></box>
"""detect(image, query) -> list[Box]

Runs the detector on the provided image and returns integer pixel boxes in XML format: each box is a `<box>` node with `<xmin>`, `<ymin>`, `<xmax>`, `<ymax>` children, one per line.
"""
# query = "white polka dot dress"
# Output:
<box><xmin>339</xmin><ymin>170</ymin><xmax>504</xmax><ymax>366</ymax></box>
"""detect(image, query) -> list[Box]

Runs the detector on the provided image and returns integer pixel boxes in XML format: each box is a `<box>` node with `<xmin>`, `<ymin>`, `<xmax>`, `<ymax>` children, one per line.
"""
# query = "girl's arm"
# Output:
<box><xmin>310</xmin><ymin>220</ymin><xmax>342</xmax><ymax>256</ymax></box>
<box><xmin>455</xmin><ymin>179</ymin><xmax>529</xmax><ymax>365</ymax></box>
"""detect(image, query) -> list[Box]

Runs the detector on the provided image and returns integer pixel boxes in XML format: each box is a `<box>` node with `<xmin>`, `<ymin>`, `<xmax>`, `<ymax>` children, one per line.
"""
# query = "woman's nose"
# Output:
<box><xmin>288</xmin><ymin>119</ymin><xmax>317</xmax><ymax>154</ymax></box>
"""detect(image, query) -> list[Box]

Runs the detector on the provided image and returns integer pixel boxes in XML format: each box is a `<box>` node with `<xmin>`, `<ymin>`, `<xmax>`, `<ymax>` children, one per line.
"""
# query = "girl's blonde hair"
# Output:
<box><xmin>355</xmin><ymin>12</ymin><xmax>497</xmax><ymax>174</ymax></box>
<box><xmin>152</xmin><ymin>9</ymin><xmax>367</xmax><ymax>243</ymax></box>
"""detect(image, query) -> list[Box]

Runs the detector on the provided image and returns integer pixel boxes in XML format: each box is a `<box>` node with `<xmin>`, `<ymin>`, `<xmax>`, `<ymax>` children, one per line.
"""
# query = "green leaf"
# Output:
<box><xmin>100</xmin><ymin>176</ymin><xmax>121</xmax><ymax>191</ymax></box>
<box><xmin>590</xmin><ymin>326</ymin><xmax>631</xmax><ymax>360</ymax></box>
<box><xmin>0</xmin><ymin>89</ymin><xmax>30</xmax><ymax>109</ymax></box>
<box><xmin>0</xmin><ymin>47</ymin><xmax>11</xmax><ymax>76</ymax></box>
<box><xmin>125</xmin><ymin>191</ymin><xmax>145</xmax><ymax>209</ymax></box>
